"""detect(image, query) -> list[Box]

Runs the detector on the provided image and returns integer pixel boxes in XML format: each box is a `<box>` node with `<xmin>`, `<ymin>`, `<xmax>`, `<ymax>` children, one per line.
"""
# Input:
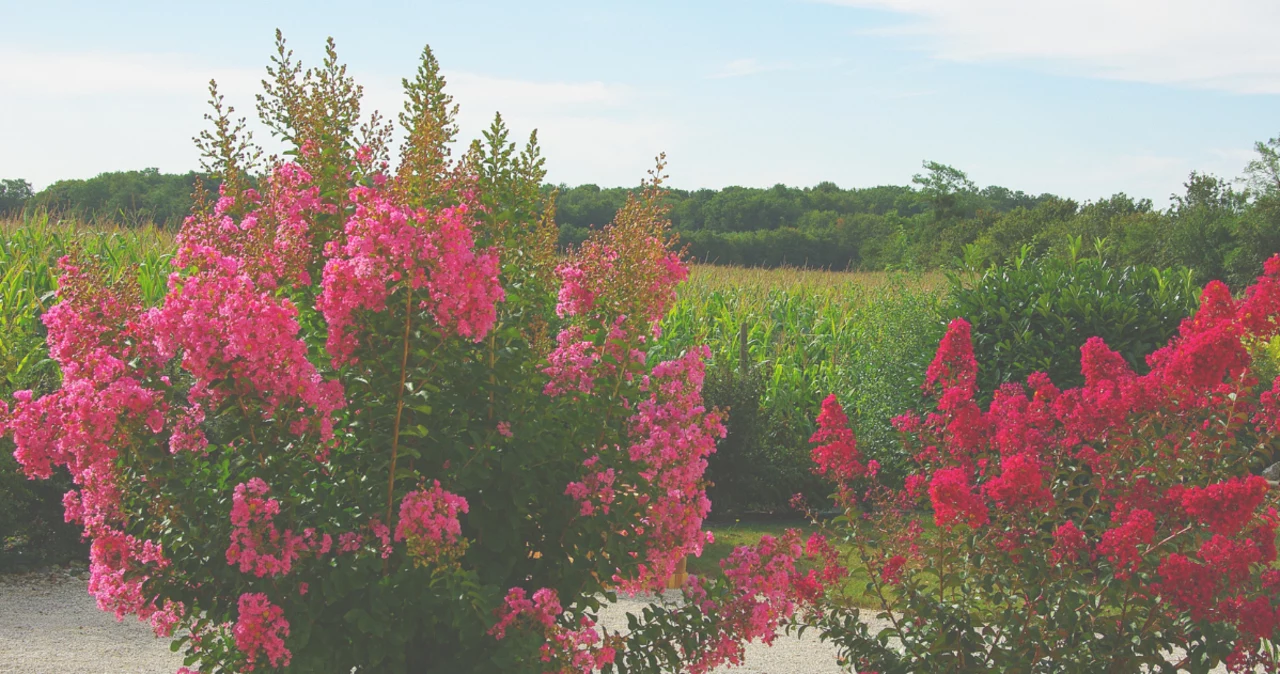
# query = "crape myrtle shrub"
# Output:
<box><xmin>1</xmin><ymin>223</ymin><xmax>171</xmax><ymax>569</ymax></box>
<box><xmin>799</xmin><ymin>261</ymin><xmax>1280</xmax><ymax>673</ymax></box>
<box><xmin>0</xmin><ymin>35</ymin><xmax>833</xmax><ymax>673</ymax></box>
<box><xmin>948</xmin><ymin>245</ymin><xmax>1201</xmax><ymax>396</ymax></box>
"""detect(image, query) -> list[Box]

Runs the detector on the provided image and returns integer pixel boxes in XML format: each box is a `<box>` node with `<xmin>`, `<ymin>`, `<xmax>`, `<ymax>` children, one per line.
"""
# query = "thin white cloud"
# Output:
<box><xmin>0</xmin><ymin>48</ymin><xmax>261</xmax><ymax>97</ymax></box>
<box><xmin>0</xmin><ymin>48</ymin><xmax>668</xmax><ymax>190</ymax></box>
<box><xmin>815</xmin><ymin>0</ymin><xmax>1280</xmax><ymax>94</ymax></box>
<box><xmin>0</xmin><ymin>48</ymin><xmax>632</xmax><ymax>108</ymax></box>
<box><xmin>708</xmin><ymin>56</ymin><xmax>848</xmax><ymax>79</ymax></box>
<box><xmin>710</xmin><ymin>58</ymin><xmax>789</xmax><ymax>79</ymax></box>
<box><xmin>446</xmin><ymin>72</ymin><xmax>630</xmax><ymax>109</ymax></box>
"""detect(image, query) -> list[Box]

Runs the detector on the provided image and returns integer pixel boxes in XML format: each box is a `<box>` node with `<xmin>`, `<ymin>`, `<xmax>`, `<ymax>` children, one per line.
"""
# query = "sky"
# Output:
<box><xmin>2</xmin><ymin>0</ymin><xmax>1278</xmax><ymax>205</ymax></box>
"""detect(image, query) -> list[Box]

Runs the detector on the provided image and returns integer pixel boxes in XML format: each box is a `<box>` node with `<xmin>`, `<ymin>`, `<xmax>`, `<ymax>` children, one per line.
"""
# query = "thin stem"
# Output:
<box><xmin>385</xmin><ymin>288</ymin><xmax>414</xmax><ymax>530</ymax></box>
<box><xmin>487</xmin><ymin>332</ymin><xmax>497</xmax><ymax>421</ymax></box>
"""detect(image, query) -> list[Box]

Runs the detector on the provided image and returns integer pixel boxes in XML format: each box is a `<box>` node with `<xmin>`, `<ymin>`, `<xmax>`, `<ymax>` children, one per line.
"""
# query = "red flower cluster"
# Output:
<box><xmin>807</xmin><ymin>255</ymin><xmax>1280</xmax><ymax>666</ymax></box>
<box><xmin>1095</xmin><ymin>509</ymin><xmax>1156</xmax><ymax>579</ymax></box>
<box><xmin>810</xmin><ymin>394</ymin><xmax>867</xmax><ymax>481</ymax></box>
<box><xmin>1049</xmin><ymin>521</ymin><xmax>1088</xmax><ymax>565</ymax></box>
<box><xmin>928</xmin><ymin>467</ymin><xmax>990</xmax><ymax>529</ymax></box>
<box><xmin>1178</xmin><ymin>476</ymin><xmax>1270</xmax><ymax>537</ymax></box>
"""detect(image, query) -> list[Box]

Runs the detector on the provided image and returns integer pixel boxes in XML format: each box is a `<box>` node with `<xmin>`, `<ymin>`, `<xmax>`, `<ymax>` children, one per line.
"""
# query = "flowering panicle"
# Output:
<box><xmin>678</xmin><ymin>529</ymin><xmax>828</xmax><ymax>673</ymax></box>
<box><xmin>318</xmin><ymin>184</ymin><xmax>502</xmax><ymax>365</ymax></box>
<box><xmin>394</xmin><ymin>480</ymin><xmax>469</xmax><ymax>563</ymax></box>
<box><xmin>613</xmin><ymin>347</ymin><xmax>725</xmax><ymax>593</ymax></box>
<box><xmin>234</xmin><ymin>593</ymin><xmax>291</xmax><ymax>670</ymax></box>
<box><xmin>488</xmin><ymin>588</ymin><xmax>617</xmax><ymax>674</ymax></box>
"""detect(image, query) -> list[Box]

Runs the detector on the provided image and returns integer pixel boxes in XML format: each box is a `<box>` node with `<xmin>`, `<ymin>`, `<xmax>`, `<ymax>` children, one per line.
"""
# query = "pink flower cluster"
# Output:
<box><xmin>227</xmin><ymin>478</ymin><xmax>331</xmax><ymax>577</ymax></box>
<box><xmin>564</xmin><ymin>456</ymin><xmax>617</xmax><ymax>516</ymax></box>
<box><xmin>176</xmin><ymin>164</ymin><xmax>330</xmax><ymax>290</ymax></box>
<box><xmin>544</xmin><ymin>218</ymin><xmax>687</xmax><ymax>398</ymax></box>
<box><xmin>146</xmin><ymin>243</ymin><xmax>345</xmax><ymax>445</ymax></box>
<box><xmin>233</xmin><ymin>592</ymin><xmax>291</xmax><ymax>671</ymax></box>
<box><xmin>614</xmin><ymin>347</ymin><xmax>725</xmax><ymax>593</ymax></box>
<box><xmin>553</xmin><ymin>236</ymin><xmax>686</xmax><ymax>329</ymax></box>
<box><xmin>489</xmin><ymin>587</ymin><xmax>616</xmax><ymax>673</ymax></box>
<box><xmin>542</xmin><ymin>325</ymin><xmax>608</xmax><ymax>397</ymax></box>
<box><xmin>680</xmin><ymin>529</ymin><xmax>828</xmax><ymax>673</ymax></box>
<box><xmin>0</xmin><ymin>261</ymin><xmax>185</xmax><ymax>630</ymax></box>
<box><xmin>85</xmin><ymin>531</ymin><xmax>184</xmax><ymax>636</ymax></box>
<box><xmin>318</xmin><ymin>183</ymin><xmax>502</xmax><ymax>365</ymax></box>
<box><xmin>394</xmin><ymin>480</ymin><xmax>469</xmax><ymax>563</ymax></box>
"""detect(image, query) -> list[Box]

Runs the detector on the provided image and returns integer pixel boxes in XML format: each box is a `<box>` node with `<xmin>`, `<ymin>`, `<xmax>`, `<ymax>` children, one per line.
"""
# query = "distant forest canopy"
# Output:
<box><xmin>4</xmin><ymin>136</ymin><xmax>1280</xmax><ymax>283</ymax></box>
<box><xmin>2</xmin><ymin>169</ymin><xmax>213</xmax><ymax>228</ymax></box>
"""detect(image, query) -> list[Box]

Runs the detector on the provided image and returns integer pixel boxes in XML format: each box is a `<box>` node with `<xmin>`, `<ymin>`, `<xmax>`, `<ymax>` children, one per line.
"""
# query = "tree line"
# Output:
<box><xmin>4</xmin><ymin>135</ymin><xmax>1280</xmax><ymax>283</ymax></box>
<box><xmin>0</xmin><ymin>169</ymin><xmax>211</xmax><ymax>228</ymax></box>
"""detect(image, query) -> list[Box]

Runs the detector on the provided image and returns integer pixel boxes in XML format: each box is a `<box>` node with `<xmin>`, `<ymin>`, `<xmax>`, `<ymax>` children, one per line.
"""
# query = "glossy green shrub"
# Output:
<box><xmin>947</xmin><ymin>243</ymin><xmax>1200</xmax><ymax>395</ymax></box>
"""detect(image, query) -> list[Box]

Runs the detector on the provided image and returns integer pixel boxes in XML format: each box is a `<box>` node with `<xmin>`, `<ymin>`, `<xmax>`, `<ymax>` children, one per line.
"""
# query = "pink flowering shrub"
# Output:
<box><xmin>800</xmin><ymin>263</ymin><xmax>1280</xmax><ymax>672</ymax></box>
<box><xmin>0</xmin><ymin>36</ymin><xmax>773</xmax><ymax>673</ymax></box>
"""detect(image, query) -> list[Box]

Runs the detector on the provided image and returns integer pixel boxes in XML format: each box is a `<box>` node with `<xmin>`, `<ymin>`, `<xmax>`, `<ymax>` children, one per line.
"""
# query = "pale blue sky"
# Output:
<box><xmin>2</xmin><ymin>0</ymin><xmax>1278</xmax><ymax>204</ymax></box>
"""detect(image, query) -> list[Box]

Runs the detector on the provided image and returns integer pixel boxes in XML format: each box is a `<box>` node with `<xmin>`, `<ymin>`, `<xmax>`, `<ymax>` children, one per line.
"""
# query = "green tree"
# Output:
<box><xmin>1167</xmin><ymin>172</ymin><xmax>1246</xmax><ymax>282</ymax></box>
<box><xmin>912</xmin><ymin>160</ymin><xmax>977</xmax><ymax>221</ymax></box>
<box><xmin>0</xmin><ymin>178</ymin><xmax>33</xmax><ymax>215</ymax></box>
<box><xmin>1245</xmin><ymin>134</ymin><xmax>1280</xmax><ymax>196</ymax></box>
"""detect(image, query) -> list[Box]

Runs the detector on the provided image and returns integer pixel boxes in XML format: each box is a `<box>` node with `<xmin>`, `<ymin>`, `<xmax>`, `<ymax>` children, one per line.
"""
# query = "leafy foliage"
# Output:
<box><xmin>655</xmin><ymin>268</ymin><xmax>945</xmax><ymax>507</ymax></box>
<box><xmin>947</xmin><ymin>244</ymin><xmax>1201</xmax><ymax>395</ymax></box>
<box><xmin>28</xmin><ymin>169</ymin><xmax>214</xmax><ymax>228</ymax></box>
<box><xmin>22</xmin><ymin>138</ymin><xmax>1280</xmax><ymax>281</ymax></box>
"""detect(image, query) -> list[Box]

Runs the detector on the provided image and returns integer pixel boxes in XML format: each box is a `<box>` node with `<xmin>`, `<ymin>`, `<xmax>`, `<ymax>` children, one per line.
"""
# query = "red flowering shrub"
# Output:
<box><xmin>801</xmin><ymin>262</ymin><xmax>1280</xmax><ymax>672</ymax></box>
<box><xmin>0</xmin><ymin>37</ymin><xmax>788</xmax><ymax>673</ymax></box>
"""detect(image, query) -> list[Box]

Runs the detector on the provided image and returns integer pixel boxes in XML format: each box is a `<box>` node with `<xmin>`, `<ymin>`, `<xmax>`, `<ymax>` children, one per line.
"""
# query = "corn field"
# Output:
<box><xmin>652</xmin><ymin>265</ymin><xmax>947</xmax><ymax>498</ymax></box>
<box><xmin>0</xmin><ymin>214</ymin><xmax>173</xmax><ymax>395</ymax></box>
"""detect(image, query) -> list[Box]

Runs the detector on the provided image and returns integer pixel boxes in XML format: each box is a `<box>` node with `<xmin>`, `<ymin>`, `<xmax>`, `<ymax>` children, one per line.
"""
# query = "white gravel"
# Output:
<box><xmin>0</xmin><ymin>570</ymin><xmax>855</xmax><ymax>674</ymax></box>
<box><xmin>0</xmin><ymin>567</ymin><xmax>185</xmax><ymax>674</ymax></box>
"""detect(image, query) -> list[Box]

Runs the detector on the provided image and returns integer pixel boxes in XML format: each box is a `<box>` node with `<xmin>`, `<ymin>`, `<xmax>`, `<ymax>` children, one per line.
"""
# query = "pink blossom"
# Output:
<box><xmin>395</xmin><ymin>481</ymin><xmax>469</xmax><ymax>562</ymax></box>
<box><xmin>233</xmin><ymin>593</ymin><xmax>291</xmax><ymax>670</ymax></box>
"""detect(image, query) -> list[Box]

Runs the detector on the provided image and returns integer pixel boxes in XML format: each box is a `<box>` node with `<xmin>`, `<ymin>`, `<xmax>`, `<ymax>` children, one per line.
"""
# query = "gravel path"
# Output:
<box><xmin>0</xmin><ymin>570</ymin><xmax>855</xmax><ymax>674</ymax></box>
<box><xmin>1</xmin><ymin>568</ymin><xmax>185</xmax><ymax>674</ymax></box>
<box><xmin>0</xmin><ymin>571</ymin><xmax>1247</xmax><ymax>673</ymax></box>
